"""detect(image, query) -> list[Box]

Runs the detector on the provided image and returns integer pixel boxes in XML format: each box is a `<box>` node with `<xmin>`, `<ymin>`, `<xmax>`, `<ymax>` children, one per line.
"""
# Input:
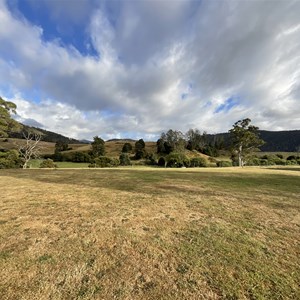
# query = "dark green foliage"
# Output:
<box><xmin>145</xmin><ymin>153</ymin><xmax>157</xmax><ymax>165</ymax></box>
<box><xmin>156</xmin><ymin>138</ymin><xmax>166</xmax><ymax>154</ymax></box>
<box><xmin>216</xmin><ymin>161</ymin><xmax>232</xmax><ymax>167</ymax></box>
<box><xmin>55</xmin><ymin>141</ymin><xmax>68</xmax><ymax>152</ymax></box>
<box><xmin>202</xmin><ymin>144</ymin><xmax>219</xmax><ymax>157</ymax></box>
<box><xmin>122</xmin><ymin>142</ymin><xmax>133</xmax><ymax>153</ymax></box>
<box><xmin>119</xmin><ymin>153</ymin><xmax>131</xmax><ymax>166</ymax></box>
<box><xmin>89</xmin><ymin>156</ymin><xmax>119</xmax><ymax>168</ymax></box>
<box><xmin>276</xmin><ymin>154</ymin><xmax>284</xmax><ymax>159</ymax></box>
<box><xmin>166</xmin><ymin>152</ymin><xmax>190</xmax><ymax>168</ymax></box>
<box><xmin>0</xmin><ymin>97</ymin><xmax>21</xmax><ymax>137</ymax></box>
<box><xmin>186</xmin><ymin>129</ymin><xmax>207</xmax><ymax>151</ymax></box>
<box><xmin>90</xmin><ymin>136</ymin><xmax>105</xmax><ymax>158</ymax></box>
<box><xmin>229</xmin><ymin>118</ymin><xmax>264</xmax><ymax>167</ymax></box>
<box><xmin>135</xmin><ymin>139</ymin><xmax>145</xmax><ymax>151</ymax></box>
<box><xmin>134</xmin><ymin>139</ymin><xmax>146</xmax><ymax>159</ymax></box>
<box><xmin>0</xmin><ymin>150</ymin><xmax>21</xmax><ymax>169</ymax></box>
<box><xmin>158</xmin><ymin>157</ymin><xmax>166</xmax><ymax>167</ymax></box>
<box><xmin>71</xmin><ymin>152</ymin><xmax>91</xmax><ymax>163</ymax></box>
<box><xmin>189</xmin><ymin>157</ymin><xmax>207</xmax><ymax>167</ymax></box>
<box><xmin>158</xmin><ymin>130</ymin><xmax>186</xmax><ymax>154</ymax></box>
<box><xmin>40</xmin><ymin>159</ymin><xmax>57</xmax><ymax>168</ymax></box>
<box><xmin>287</xmin><ymin>155</ymin><xmax>298</xmax><ymax>161</ymax></box>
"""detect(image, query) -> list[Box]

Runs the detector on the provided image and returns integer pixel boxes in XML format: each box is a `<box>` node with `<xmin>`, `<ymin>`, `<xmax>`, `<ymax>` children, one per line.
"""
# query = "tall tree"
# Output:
<box><xmin>186</xmin><ymin>129</ymin><xmax>207</xmax><ymax>151</ymax></box>
<box><xmin>90</xmin><ymin>136</ymin><xmax>105</xmax><ymax>158</ymax></box>
<box><xmin>0</xmin><ymin>97</ymin><xmax>20</xmax><ymax>137</ymax></box>
<box><xmin>229</xmin><ymin>118</ymin><xmax>264</xmax><ymax>167</ymax></box>
<box><xmin>134</xmin><ymin>139</ymin><xmax>146</xmax><ymax>159</ymax></box>
<box><xmin>158</xmin><ymin>129</ymin><xmax>185</xmax><ymax>154</ymax></box>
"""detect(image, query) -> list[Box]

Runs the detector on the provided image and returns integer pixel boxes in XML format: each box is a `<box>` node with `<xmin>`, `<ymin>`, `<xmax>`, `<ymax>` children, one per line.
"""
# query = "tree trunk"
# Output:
<box><xmin>238</xmin><ymin>144</ymin><xmax>243</xmax><ymax>167</ymax></box>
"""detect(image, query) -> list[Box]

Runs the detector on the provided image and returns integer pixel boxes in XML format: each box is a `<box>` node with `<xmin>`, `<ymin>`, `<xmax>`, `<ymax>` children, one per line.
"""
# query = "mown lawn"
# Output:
<box><xmin>0</xmin><ymin>167</ymin><xmax>299</xmax><ymax>299</ymax></box>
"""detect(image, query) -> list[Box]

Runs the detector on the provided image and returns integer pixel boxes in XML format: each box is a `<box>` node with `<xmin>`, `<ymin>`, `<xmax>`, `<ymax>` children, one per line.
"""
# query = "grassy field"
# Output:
<box><xmin>0</xmin><ymin>167</ymin><xmax>299</xmax><ymax>299</ymax></box>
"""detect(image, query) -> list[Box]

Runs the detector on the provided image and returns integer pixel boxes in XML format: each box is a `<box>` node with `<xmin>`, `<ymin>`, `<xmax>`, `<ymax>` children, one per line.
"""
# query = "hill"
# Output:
<box><xmin>207</xmin><ymin>130</ymin><xmax>300</xmax><ymax>152</ymax></box>
<box><xmin>8</xmin><ymin>124</ymin><xmax>84</xmax><ymax>144</ymax></box>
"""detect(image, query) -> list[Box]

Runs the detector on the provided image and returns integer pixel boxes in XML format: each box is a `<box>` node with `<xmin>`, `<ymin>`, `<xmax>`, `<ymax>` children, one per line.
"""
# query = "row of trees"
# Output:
<box><xmin>0</xmin><ymin>97</ymin><xmax>269</xmax><ymax>168</ymax></box>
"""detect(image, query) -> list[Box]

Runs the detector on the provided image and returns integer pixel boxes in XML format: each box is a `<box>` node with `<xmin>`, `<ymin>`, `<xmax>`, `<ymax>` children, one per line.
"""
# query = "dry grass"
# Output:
<box><xmin>0</xmin><ymin>167</ymin><xmax>299</xmax><ymax>299</ymax></box>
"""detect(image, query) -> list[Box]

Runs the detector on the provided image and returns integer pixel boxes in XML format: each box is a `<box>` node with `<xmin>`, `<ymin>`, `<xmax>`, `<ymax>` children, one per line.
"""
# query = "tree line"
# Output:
<box><xmin>1</xmin><ymin>97</ymin><xmax>300</xmax><ymax>168</ymax></box>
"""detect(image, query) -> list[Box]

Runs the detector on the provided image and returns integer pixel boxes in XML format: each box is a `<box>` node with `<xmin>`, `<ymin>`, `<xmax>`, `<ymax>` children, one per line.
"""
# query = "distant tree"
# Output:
<box><xmin>158</xmin><ymin>130</ymin><xmax>185</xmax><ymax>154</ymax></box>
<box><xmin>90</xmin><ymin>136</ymin><xmax>105</xmax><ymax>158</ymax></box>
<box><xmin>134</xmin><ymin>139</ymin><xmax>146</xmax><ymax>159</ymax></box>
<box><xmin>158</xmin><ymin>157</ymin><xmax>166</xmax><ymax>167</ymax></box>
<box><xmin>19</xmin><ymin>132</ymin><xmax>42</xmax><ymax>169</ymax></box>
<box><xmin>186</xmin><ymin>129</ymin><xmax>207</xmax><ymax>151</ymax></box>
<box><xmin>55</xmin><ymin>141</ymin><xmax>68</xmax><ymax>152</ymax></box>
<box><xmin>229</xmin><ymin>118</ymin><xmax>264</xmax><ymax>167</ymax></box>
<box><xmin>119</xmin><ymin>153</ymin><xmax>131</xmax><ymax>166</ymax></box>
<box><xmin>0</xmin><ymin>97</ymin><xmax>21</xmax><ymax>137</ymax></box>
<box><xmin>156</xmin><ymin>138</ymin><xmax>166</xmax><ymax>154</ymax></box>
<box><xmin>122</xmin><ymin>142</ymin><xmax>133</xmax><ymax>153</ymax></box>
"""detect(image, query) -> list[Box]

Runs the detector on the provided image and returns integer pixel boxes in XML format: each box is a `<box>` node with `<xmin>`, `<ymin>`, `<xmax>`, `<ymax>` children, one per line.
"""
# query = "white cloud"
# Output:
<box><xmin>0</xmin><ymin>0</ymin><xmax>299</xmax><ymax>141</ymax></box>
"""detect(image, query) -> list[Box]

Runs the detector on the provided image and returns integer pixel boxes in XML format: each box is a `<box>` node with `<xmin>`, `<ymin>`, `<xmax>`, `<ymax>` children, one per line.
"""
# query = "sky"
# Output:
<box><xmin>0</xmin><ymin>0</ymin><xmax>299</xmax><ymax>141</ymax></box>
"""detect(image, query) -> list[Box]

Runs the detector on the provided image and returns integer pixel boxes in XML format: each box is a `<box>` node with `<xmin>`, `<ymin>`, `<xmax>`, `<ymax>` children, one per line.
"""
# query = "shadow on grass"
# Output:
<box><xmin>1</xmin><ymin>168</ymin><xmax>300</xmax><ymax>199</ymax></box>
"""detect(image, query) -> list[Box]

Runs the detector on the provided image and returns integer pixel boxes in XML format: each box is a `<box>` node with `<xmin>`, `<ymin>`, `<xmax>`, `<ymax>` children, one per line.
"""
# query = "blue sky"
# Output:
<box><xmin>0</xmin><ymin>0</ymin><xmax>299</xmax><ymax>140</ymax></box>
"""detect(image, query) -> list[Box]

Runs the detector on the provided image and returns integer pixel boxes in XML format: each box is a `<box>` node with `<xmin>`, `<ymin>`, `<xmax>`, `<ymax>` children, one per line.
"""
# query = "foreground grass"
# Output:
<box><xmin>0</xmin><ymin>167</ymin><xmax>299</xmax><ymax>299</ymax></box>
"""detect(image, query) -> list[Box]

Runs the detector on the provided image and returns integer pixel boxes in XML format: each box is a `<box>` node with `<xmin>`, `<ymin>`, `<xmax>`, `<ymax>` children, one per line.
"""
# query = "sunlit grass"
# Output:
<box><xmin>0</xmin><ymin>167</ymin><xmax>299</xmax><ymax>299</ymax></box>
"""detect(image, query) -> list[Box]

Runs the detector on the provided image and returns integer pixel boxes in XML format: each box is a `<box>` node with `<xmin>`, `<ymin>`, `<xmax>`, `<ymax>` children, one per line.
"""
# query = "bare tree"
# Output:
<box><xmin>19</xmin><ymin>132</ymin><xmax>42</xmax><ymax>169</ymax></box>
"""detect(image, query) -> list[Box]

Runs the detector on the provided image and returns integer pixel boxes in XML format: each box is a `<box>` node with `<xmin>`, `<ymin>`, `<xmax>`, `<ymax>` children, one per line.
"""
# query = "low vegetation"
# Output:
<box><xmin>0</xmin><ymin>167</ymin><xmax>299</xmax><ymax>299</ymax></box>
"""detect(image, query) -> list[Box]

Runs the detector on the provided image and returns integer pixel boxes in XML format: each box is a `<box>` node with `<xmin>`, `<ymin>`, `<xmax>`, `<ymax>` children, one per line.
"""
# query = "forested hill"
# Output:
<box><xmin>8</xmin><ymin>124</ymin><xmax>84</xmax><ymax>144</ymax></box>
<box><xmin>209</xmin><ymin>130</ymin><xmax>300</xmax><ymax>152</ymax></box>
<box><xmin>259</xmin><ymin>130</ymin><xmax>300</xmax><ymax>152</ymax></box>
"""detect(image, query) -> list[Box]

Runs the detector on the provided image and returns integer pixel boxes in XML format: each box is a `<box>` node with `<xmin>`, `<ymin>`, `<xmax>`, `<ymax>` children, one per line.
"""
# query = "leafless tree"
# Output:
<box><xmin>19</xmin><ymin>132</ymin><xmax>42</xmax><ymax>169</ymax></box>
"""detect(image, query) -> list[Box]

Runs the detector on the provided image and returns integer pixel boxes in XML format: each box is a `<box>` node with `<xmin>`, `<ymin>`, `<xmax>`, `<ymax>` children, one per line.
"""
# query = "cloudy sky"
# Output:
<box><xmin>0</xmin><ymin>0</ymin><xmax>299</xmax><ymax>140</ymax></box>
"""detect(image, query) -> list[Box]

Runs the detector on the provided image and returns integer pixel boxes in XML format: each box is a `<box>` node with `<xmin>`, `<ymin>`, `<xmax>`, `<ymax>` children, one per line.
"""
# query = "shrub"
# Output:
<box><xmin>276</xmin><ymin>154</ymin><xmax>284</xmax><ymax>159</ymax></box>
<box><xmin>145</xmin><ymin>153</ymin><xmax>157</xmax><ymax>165</ymax></box>
<box><xmin>0</xmin><ymin>150</ymin><xmax>21</xmax><ymax>169</ymax></box>
<box><xmin>40</xmin><ymin>159</ymin><xmax>57</xmax><ymax>168</ymax></box>
<box><xmin>119</xmin><ymin>153</ymin><xmax>131</xmax><ymax>166</ymax></box>
<box><xmin>189</xmin><ymin>157</ymin><xmax>207</xmax><ymax>167</ymax></box>
<box><xmin>158</xmin><ymin>157</ymin><xmax>166</xmax><ymax>167</ymax></box>
<box><xmin>216</xmin><ymin>161</ymin><xmax>232</xmax><ymax>167</ymax></box>
<box><xmin>287</xmin><ymin>155</ymin><xmax>299</xmax><ymax>161</ymax></box>
<box><xmin>89</xmin><ymin>156</ymin><xmax>119</xmax><ymax>168</ymax></box>
<box><xmin>246</xmin><ymin>157</ymin><xmax>261</xmax><ymax>166</ymax></box>
<box><xmin>71</xmin><ymin>152</ymin><xmax>91</xmax><ymax>163</ymax></box>
<box><xmin>166</xmin><ymin>152</ymin><xmax>190</xmax><ymax>168</ymax></box>
<box><xmin>122</xmin><ymin>143</ymin><xmax>133</xmax><ymax>153</ymax></box>
<box><xmin>286</xmin><ymin>160</ymin><xmax>297</xmax><ymax>165</ymax></box>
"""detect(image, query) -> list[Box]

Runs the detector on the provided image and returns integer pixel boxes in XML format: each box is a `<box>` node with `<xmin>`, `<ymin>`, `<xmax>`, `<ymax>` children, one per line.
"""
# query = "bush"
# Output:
<box><xmin>216</xmin><ymin>161</ymin><xmax>232</xmax><ymax>167</ymax></box>
<box><xmin>0</xmin><ymin>150</ymin><xmax>21</xmax><ymax>169</ymax></box>
<box><xmin>287</xmin><ymin>155</ymin><xmax>299</xmax><ymax>161</ymax></box>
<box><xmin>286</xmin><ymin>159</ymin><xmax>297</xmax><ymax>165</ymax></box>
<box><xmin>246</xmin><ymin>157</ymin><xmax>261</xmax><ymax>166</ymax></box>
<box><xmin>71</xmin><ymin>152</ymin><xmax>91</xmax><ymax>163</ymax></box>
<box><xmin>122</xmin><ymin>143</ymin><xmax>133</xmax><ymax>153</ymax></box>
<box><xmin>145</xmin><ymin>153</ymin><xmax>157</xmax><ymax>165</ymax></box>
<box><xmin>166</xmin><ymin>153</ymin><xmax>190</xmax><ymax>168</ymax></box>
<box><xmin>158</xmin><ymin>157</ymin><xmax>166</xmax><ymax>167</ymax></box>
<box><xmin>89</xmin><ymin>156</ymin><xmax>119</xmax><ymax>168</ymax></box>
<box><xmin>40</xmin><ymin>159</ymin><xmax>57</xmax><ymax>168</ymax></box>
<box><xmin>189</xmin><ymin>157</ymin><xmax>207</xmax><ymax>167</ymax></box>
<box><xmin>276</xmin><ymin>154</ymin><xmax>284</xmax><ymax>159</ymax></box>
<box><xmin>119</xmin><ymin>153</ymin><xmax>131</xmax><ymax>166</ymax></box>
